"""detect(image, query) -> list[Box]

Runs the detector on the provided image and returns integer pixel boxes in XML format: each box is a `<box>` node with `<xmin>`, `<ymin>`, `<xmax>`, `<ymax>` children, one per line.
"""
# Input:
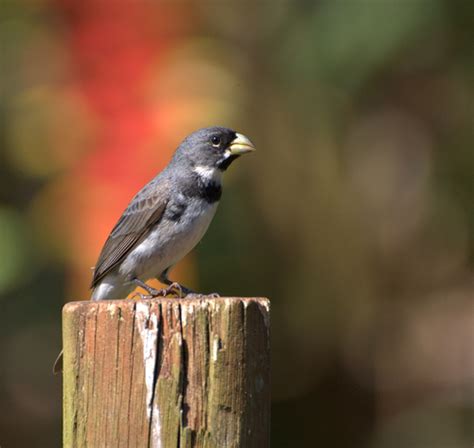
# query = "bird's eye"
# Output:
<box><xmin>211</xmin><ymin>136</ymin><xmax>221</xmax><ymax>147</ymax></box>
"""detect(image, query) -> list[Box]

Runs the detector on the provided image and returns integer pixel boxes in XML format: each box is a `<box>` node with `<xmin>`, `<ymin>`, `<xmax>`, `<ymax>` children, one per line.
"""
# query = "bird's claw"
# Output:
<box><xmin>148</xmin><ymin>282</ymin><xmax>187</xmax><ymax>298</ymax></box>
<box><xmin>151</xmin><ymin>282</ymin><xmax>183</xmax><ymax>298</ymax></box>
<box><xmin>132</xmin><ymin>281</ymin><xmax>219</xmax><ymax>300</ymax></box>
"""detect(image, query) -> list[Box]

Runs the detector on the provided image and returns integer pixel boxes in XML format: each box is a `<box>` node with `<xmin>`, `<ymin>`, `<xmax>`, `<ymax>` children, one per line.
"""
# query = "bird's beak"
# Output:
<box><xmin>229</xmin><ymin>133</ymin><xmax>256</xmax><ymax>155</ymax></box>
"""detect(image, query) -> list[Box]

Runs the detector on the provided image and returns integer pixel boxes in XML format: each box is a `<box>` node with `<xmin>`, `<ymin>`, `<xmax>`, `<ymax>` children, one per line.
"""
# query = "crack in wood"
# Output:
<box><xmin>147</xmin><ymin>303</ymin><xmax>162</xmax><ymax>448</ymax></box>
<box><xmin>177</xmin><ymin>302</ymin><xmax>189</xmax><ymax>448</ymax></box>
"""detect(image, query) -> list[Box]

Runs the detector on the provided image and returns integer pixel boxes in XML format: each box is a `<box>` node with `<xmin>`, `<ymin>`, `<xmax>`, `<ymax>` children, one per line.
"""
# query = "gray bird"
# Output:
<box><xmin>90</xmin><ymin>126</ymin><xmax>255</xmax><ymax>301</ymax></box>
<box><xmin>53</xmin><ymin>127</ymin><xmax>254</xmax><ymax>374</ymax></box>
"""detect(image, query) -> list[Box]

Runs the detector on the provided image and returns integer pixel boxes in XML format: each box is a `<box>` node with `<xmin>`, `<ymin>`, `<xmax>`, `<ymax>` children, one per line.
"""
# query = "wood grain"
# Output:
<box><xmin>62</xmin><ymin>297</ymin><xmax>270</xmax><ymax>448</ymax></box>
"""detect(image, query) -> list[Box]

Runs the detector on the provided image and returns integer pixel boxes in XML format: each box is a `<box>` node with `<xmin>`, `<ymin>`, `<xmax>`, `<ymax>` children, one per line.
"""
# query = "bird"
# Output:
<box><xmin>53</xmin><ymin>127</ymin><xmax>255</xmax><ymax>374</ymax></box>
<box><xmin>90</xmin><ymin>126</ymin><xmax>255</xmax><ymax>301</ymax></box>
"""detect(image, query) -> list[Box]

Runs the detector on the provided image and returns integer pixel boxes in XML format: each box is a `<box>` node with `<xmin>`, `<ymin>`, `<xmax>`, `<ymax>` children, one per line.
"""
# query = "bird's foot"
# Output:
<box><xmin>131</xmin><ymin>279</ymin><xmax>216</xmax><ymax>299</ymax></box>
<box><xmin>138</xmin><ymin>282</ymin><xmax>191</xmax><ymax>298</ymax></box>
<box><xmin>162</xmin><ymin>282</ymin><xmax>193</xmax><ymax>298</ymax></box>
<box><xmin>130</xmin><ymin>283</ymin><xmax>185</xmax><ymax>299</ymax></box>
<box><xmin>176</xmin><ymin>286</ymin><xmax>221</xmax><ymax>298</ymax></box>
<box><xmin>161</xmin><ymin>283</ymin><xmax>220</xmax><ymax>298</ymax></box>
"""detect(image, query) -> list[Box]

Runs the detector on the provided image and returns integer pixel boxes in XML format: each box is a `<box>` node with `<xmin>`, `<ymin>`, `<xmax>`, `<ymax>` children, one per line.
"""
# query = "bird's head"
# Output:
<box><xmin>172</xmin><ymin>127</ymin><xmax>256</xmax><ymax>174</ymax></box>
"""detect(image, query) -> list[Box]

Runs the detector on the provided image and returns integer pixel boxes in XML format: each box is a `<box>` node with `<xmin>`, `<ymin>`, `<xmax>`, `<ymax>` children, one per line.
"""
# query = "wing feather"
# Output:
<box><xmin>91</xmin><ymin>185</ymin><xmax>169</xmax><ymax>287</ymax></box>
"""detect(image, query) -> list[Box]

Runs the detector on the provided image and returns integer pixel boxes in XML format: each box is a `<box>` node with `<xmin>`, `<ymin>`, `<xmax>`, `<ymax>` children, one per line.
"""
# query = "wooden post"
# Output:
<box><xmin>62</xmin><ymin>297</ymin><xmax>270</xmax><ymax>448</ymax></box>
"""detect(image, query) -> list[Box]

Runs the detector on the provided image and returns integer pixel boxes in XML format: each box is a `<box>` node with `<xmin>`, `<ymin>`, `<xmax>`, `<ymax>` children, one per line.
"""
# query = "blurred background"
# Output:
<box><xmin>1</xmin><ymin>0</ymin><xmax>473</xmax><ymax>446</ymax></box>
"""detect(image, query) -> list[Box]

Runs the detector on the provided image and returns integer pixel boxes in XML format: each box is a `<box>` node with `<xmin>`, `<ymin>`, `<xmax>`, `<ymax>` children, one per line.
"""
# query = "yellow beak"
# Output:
<box><xmin>229</xmin><ymin>133</ymin><xmax>256</xmax><ymax>155</ymax></box>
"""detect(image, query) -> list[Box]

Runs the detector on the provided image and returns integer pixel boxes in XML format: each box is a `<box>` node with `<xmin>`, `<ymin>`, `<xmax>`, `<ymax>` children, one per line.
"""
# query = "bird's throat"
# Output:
<box><xmin>183</xmin><ymin>170</ymin><xmax>222</xmax><ymax>204</ymax></box>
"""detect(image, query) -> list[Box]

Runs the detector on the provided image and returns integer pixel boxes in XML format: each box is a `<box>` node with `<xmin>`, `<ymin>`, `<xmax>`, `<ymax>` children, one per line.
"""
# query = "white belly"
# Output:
<box><xmin>118</xmin><ymin>198</ymin><xmax>218</xmax><ymax>281</ymax></box>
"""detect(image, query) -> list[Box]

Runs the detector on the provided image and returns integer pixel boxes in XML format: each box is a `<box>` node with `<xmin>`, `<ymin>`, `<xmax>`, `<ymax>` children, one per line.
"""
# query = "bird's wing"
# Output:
<box><xmin>91</xmin><ymin>183</ymin><xmax>169</xmax><ymax>287</ymax></box>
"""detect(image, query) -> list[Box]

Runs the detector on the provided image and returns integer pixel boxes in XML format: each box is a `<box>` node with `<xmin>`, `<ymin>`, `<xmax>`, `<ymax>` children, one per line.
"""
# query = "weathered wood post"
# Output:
<box><xmin>62</xmin><ymin>297</ymin><xmax>270</xmax><ymax>447</ymax></box>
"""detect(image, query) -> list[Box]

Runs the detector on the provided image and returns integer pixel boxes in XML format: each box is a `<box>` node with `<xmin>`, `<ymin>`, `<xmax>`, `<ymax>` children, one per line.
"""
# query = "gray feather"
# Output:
<box><xmin>91</xmin><ymin>181</ymin><xmax>170</xmax><ymax>287</ymax></box>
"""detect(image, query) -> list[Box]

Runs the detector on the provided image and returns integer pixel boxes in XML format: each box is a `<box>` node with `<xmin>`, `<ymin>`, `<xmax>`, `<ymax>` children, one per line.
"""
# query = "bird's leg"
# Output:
<box><xmin>159</xmin><ymin>271</ymin><xmax>222</xmax><ymax>298</ymax></box>
<box><xmin>154</xmin><ymin>269</ymin><xmax>220</xmax><ymax>298</ymax></box>
<box><xmin>157</xmin><ymin>270</ymin><xmax>194</xmax><ymax>298</ymax></box>
<box><xmin>132</xmin><ymin>279</ymin><xmax>161</xmax><ymax>299</ymax></box>
<box><xmin>132</xmin><ymin>278</ymin><xmax>181</xmax><ymax>299</ymax></box>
